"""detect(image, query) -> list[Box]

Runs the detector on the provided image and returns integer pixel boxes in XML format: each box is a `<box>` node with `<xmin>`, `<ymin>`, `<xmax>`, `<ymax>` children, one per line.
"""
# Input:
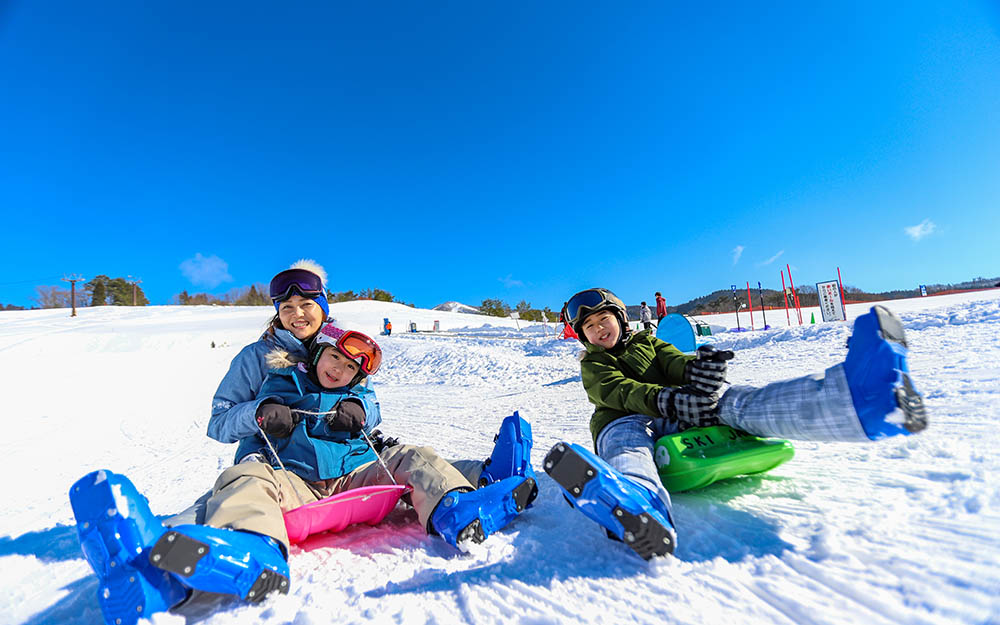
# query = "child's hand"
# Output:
<box><xmin>325</xmin><ymin>399</ymin><xmax>366</xmax><ymax>433</ymax></box>
<box><xmin>684</xmin><ymin>345</ymin><xmax>734</xmax><ymax>395</ymax></box>
<box><xmin>256</xmin><ymin>401</ymin><xmax>297</xmax><ymax>438</ymax></box>
<box><xmin>656</xmin><ymin>386</ymin><xmax>722</xmax><ymax>429</ymax></box>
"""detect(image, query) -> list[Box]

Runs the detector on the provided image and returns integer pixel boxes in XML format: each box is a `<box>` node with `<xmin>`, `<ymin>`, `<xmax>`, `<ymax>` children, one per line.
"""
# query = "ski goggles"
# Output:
<box><xmin>269</xmin><ymin>268</ymin><xmax>324</xmax><ymax>302</ymax></box>
<box><xmin>564</xmin><ymin>288</ymin><xmax>616</xmax><ymax>327</ymax></box>
<box><xmin>316</xmin><ymin>329</ymin><xmax>383</xmax><ymax>376</ymax></box>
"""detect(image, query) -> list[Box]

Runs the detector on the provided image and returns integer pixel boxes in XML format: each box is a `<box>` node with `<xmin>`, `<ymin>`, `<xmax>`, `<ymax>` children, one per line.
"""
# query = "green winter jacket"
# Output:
<box><xmin>581</xmin><ymin>330</ymin><xmax>695</xmax><ymax>444</ymax></box>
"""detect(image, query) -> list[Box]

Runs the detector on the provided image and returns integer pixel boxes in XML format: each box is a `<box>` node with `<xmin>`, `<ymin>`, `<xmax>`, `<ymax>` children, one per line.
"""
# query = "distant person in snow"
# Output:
<box><xmin>69</xmin><ymin>323</ymin><xmax>537</xmax><ymax>624</ymax></box>
<box><xmin>655</xmin><ymin>291</ymin><xmax>667</xmax><ymax>322</ymax></box>
<box><xmin>544</xmin><ymin>287</ymin><xmax>928</xmax><ymax>560</ymax></box>
<box><xmin>383</xmin><ymin>318</ymin><xmax>392</xmax><ymax>336</ymax></box>
<box><xmin>639</xmin><ymin>301</ymin><xmax>653</xmax><ymax>330</ymax></box>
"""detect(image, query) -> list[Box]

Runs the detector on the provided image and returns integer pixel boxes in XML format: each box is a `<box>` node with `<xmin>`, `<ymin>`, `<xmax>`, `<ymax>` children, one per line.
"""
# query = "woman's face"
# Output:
<box><xmin>277</xmin><ymin>294</ymin><xmax>324</xmax><ymax>340</ymax></box>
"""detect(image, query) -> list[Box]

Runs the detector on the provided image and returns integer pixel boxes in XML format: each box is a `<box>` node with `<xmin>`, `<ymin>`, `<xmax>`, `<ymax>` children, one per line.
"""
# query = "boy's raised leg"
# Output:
<box><xmin>718</xmin><ymin>305</ymin><xmax>928</xmax><ymax>442</ymax></box>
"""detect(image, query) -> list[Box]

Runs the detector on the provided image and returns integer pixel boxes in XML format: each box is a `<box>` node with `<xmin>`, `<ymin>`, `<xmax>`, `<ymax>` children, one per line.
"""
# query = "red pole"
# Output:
<box><xmin>837</xmin><ymin>266</ymin><xmax>847</xmax><ymax>321</ymax></box>
<box><xmin>781</xmin><ymin>270</ymin><xmax>791</xmax><ymax>326</ymax></box>
<box><xmin>787</xmin><ymin>263</ymin><xmax>802</xmax><ymax>325</ymax></box>
<box><xmin>746</xmin><ymin>282</ymin><xmax>754</xmax><ymax>330</ymax></box>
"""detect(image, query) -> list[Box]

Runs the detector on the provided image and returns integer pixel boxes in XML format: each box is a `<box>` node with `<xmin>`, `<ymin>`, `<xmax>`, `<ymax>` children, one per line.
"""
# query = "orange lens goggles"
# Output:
<box><xmin>336</xmin><ymin>330</ymin><xmax>382</xmax><ymax>376</ymax></box>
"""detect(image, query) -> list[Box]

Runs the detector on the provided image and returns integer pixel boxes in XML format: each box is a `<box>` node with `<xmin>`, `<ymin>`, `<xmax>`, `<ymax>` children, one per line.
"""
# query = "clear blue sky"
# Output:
<box><xmin>2</xmin><ymin>2</ymin><xmax>998</xmax><ymax>309</ymax></box>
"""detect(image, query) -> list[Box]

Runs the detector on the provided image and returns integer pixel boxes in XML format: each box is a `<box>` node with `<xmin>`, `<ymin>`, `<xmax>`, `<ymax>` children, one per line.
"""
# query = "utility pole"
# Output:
<box><xmin>126</xmin><ymin>276</ymin><xmax>142</xmax><ymax>306</ymax></box>
<box><xmin>62</xmin><ymin>275</ymin><xmax>85</xmax><ymax>317</ymax></box>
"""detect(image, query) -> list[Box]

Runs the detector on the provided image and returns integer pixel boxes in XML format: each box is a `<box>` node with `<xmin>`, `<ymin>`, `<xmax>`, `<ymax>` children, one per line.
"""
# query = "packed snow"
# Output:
<box><xmin>2</xmin><ymin>291</ymin><xmax>999</xmax><ymax>625</ymax></box>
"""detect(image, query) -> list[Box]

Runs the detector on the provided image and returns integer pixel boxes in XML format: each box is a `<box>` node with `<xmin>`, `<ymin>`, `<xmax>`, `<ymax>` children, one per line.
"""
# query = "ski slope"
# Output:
<box><xmin>1</xmin><ymin>291</ymin><xmax>998</xmax><ymax>625</ymax></box>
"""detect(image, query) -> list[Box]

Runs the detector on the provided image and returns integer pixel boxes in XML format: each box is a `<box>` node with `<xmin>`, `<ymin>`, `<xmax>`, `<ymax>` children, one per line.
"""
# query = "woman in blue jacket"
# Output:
<box><xmin>70</xmin><ymin>324</ymin><xmax>536</xmax><ymax>625</ymax></box>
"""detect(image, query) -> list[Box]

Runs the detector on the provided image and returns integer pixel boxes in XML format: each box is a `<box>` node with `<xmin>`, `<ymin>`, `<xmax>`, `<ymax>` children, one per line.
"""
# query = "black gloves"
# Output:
<box><xmin>684</xmin><ymin>345</ymin><xmax>734</xmax><ymax>395</ymax></box>
<box><xmin>256</xmin><ymin>401</ymin><xmax>297</xmax><ymax>438</ymax></box>
<box><xmin>369</xmin><ymin>429</ymin><xmax>400</xmax><ymax>453</ymax></box>
<box><xmin>324</xmin><ymin>398</ymin><xmax>367</xmax><ymax>433</ymax></box>
<box><xmin>656</xmin><ymin>386</ymin><xmax>722</xmax><ymax>429</ymax></box>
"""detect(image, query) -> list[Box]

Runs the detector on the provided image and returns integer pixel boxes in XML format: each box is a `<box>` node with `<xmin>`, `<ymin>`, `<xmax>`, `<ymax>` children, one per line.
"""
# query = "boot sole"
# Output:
<box><xmin>149</xmin><ymin>531</ymin><xmax>289</xmax><ymax>603</ymax></box>
<box><xmin>70</xmin><ymin>472</ymin><xmax>184</xmax><ymax>625</ymax></box>
<box><xmin>544</xmin><ymin>444</ymin><xmax>675</xmax><ymax>560</ymax></box>
<box><xmin>872</xmin><ymin>306</ymin><xmax>928</xmax><ymax>433</ymax></box>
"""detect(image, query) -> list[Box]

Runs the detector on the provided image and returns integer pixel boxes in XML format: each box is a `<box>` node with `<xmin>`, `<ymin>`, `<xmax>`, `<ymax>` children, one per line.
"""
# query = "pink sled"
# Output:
<box><xmin>283</xmin><ymin>484</ymin><xmax>410</xmax><ymax>544</ymax></box>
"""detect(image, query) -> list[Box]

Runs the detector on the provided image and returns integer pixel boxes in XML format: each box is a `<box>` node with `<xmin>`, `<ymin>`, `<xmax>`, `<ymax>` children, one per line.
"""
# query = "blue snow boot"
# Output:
<box><xmin>148</xmin><ymin>524</ymin><xmax>289</xmax><ymax>602</ymax></box>
<box><xmin>845</xmin><ymin>305</ymin><xmax>928</xmax><ymax>439</ymax></box>
<box><xmin>70</xmin><ymin>470</ymin><xmax>188</xmax><ymax>625</ymax></box>
<box><xmin>431</xmin><ymin>475</ymin><xmax>537</xmax><ymax>547</ymax></box>
<box><xmin>543</xmin><ymin>442</ymin><xmax>676</xmax><ymax>560</ymax></box>
<box><xmin>479</xmin><ymin>412</ymin><xmax>538</xmax><ymax>506</ymax></box>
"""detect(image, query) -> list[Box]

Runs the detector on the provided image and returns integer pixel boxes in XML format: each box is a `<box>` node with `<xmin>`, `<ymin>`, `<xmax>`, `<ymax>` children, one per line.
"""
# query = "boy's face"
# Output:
<box><xmin>315</xmin><ymin>347</ymin><xmax>360</xmax><ymax>388</ymax></box>
<box><xmin>582</xmin><ymin>310</ymin><xmax>621</xmax><ymax>349</ymax></box>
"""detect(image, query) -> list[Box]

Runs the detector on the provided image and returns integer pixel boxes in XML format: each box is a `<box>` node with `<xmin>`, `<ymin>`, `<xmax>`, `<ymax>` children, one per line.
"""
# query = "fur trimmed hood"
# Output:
<box><xmin>266</xmin><ymin>348</ymin><xmax>304</xmax><ymax>370</ymax></box>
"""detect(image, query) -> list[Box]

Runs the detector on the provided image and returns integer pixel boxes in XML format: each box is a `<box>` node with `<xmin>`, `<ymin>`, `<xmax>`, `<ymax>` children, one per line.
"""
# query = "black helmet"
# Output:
<box><xmin>563</xmin><ymin>288</ymin><xmax>630</xmax><ymax>345</ymax></box>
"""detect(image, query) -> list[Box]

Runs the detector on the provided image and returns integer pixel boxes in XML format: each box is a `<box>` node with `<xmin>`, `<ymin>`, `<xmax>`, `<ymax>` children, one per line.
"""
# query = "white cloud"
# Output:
<box><xmin>499</xmin><ymin>274</ymin><xmax>524</xmax><ymax>288</ymax></box>
<box><xmin>904</xmin><ymin>219</ymin><xmax>937</xmax><ymax>241</ymax></box>
<box><xmin>179</xmin><ymin>253</ymin><xmax>233</xmax><ymax>288</ymax></box>
<box><xmin>732</xmin><ymin>245</ymin><xmax>744</xmax><ymax>265</ymax></box>
<box><xmin>758</xmin><ymin>250</ymin><xmax>785</xmax><ymax>266</ymax></box>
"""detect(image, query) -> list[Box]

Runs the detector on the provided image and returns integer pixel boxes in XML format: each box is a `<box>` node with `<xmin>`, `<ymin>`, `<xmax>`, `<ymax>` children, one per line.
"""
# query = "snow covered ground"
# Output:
<box><xmin>2</xmin><ymin>291</ymin><xmax>999</xmax><ymax>625</ymax></box>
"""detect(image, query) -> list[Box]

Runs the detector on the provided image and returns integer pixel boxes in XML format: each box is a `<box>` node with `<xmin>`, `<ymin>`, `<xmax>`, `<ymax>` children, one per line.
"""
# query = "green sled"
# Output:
<box><xmin>654</xmin><ymin>425</ymin><xmax>794</xmax><ymax>492</ymax></box>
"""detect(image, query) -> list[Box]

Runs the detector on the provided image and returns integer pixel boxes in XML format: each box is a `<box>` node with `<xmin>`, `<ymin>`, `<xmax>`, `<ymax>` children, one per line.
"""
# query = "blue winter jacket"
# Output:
<box><xmin>207</xmin><ymin>329</ymin><xmax>310</xmax><ymax>444</ymax></box>
<box><xmin>233</xmin><ymin>363</ymin><xmax>382</xmax><ymax>482</ymax></box>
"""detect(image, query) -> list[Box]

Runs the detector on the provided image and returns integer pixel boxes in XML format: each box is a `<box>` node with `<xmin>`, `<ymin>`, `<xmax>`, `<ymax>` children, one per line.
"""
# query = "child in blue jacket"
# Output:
<box><xmin>69</xmin><ymin>324</ymin><xmax>536</xmax><ymax>625</ymax></box>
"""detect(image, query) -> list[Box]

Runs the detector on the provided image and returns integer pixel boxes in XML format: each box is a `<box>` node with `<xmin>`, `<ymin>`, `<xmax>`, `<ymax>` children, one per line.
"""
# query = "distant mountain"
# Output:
<box><xmin>433</xmin><ymin>301</ymin><xmax>481</xmax><ymax>314</ymax></box>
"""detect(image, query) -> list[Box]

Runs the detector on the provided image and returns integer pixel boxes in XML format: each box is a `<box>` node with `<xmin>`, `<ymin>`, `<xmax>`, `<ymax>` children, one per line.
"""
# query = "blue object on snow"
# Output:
<box><xmin>70</xmin><ymin>470</ymin><xmax>188</xmax><ymax>625</ymax></box>
<box><xmin>844</xmin><ymin>306</ymin><xmax>928</xmax><ymax>439</ymax></box>
<box><xmin>479</xmin><ymin>412</ymin><xmax>536</xmax><ymax>498</ymax></box>
<box><xmin>656</xmin><ymin>313</ymin><xmax>697</xmax><ymax>352</ymax></box>
<box><xmin>543</xmin><ymin>442</ymin><xmax>675</xmax><ymax>560</ymax></box>
<box><xmin>431</xmin><ymin>475</ymin><xmax>535</xmax><ymax>547</ymax></box>
<box><xmin>148</xmin><ymin>524</ymin><xmax>289</xmax><ymax>601</ymax></box>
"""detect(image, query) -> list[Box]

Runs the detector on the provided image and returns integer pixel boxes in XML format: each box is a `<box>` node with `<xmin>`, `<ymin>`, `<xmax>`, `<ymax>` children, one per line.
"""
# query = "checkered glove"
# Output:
<box><xmin>657</xmin><ymin>385</ymin><xmax>722</xmax><ymax>429</ymax></box>
<box><xmin>684</xmin><ymin>345</ymin><xmax>734</xmax><ymax>395</ymax></box>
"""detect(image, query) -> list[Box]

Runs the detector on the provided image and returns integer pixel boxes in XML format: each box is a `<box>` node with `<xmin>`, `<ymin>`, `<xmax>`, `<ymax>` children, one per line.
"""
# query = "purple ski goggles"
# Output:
<box><xmin>269</xmin><ymin>268</ymin><xmax>324</xmax><ymax>302</ymax></box>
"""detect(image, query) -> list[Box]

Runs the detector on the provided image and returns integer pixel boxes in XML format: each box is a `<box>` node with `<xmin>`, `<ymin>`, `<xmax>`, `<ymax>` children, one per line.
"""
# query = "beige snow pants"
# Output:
<box><xmin>194</xmin><ymin>444</ymin><xmax>473</xmax><ymax>552</ymax></box>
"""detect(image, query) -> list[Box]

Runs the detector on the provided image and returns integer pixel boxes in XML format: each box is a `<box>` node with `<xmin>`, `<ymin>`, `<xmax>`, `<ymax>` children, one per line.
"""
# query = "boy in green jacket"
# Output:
<box><xmin>544</xmin><ymin>288</ymin><xmax>927</xmax><ymax>561</ymax></box>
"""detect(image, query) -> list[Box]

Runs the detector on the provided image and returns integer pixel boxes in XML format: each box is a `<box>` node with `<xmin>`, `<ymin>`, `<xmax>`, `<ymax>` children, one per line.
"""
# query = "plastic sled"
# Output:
<box><xmin>283</xmin><ymin>484</ymin><xmax>409</xmax><ymax>544</ymax></box>
<box><xmin>654</xmin><ymin>425</ymin><xmax>794</xmax><ymax>492</ymax></box>
<box><xmin>655</xmin><ymin>313</ymin><xmax>697</xmax><ymax>353</ymax></box>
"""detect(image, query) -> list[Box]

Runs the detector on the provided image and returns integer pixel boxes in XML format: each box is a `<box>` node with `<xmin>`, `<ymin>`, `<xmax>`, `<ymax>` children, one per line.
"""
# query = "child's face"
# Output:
<box><xmin>315</xmin><ymin>347</ymin><xmax>360</xmax><ymax>388</ymax></box>
<box><xmin>582</xmin><ymin>310</ymin><xmax>620</xmax><ymax>349</ymax></box>
<box><xmin>278</xmin><ymin>294</ymin><xmax>325</xmax><ymax>340</ymax></box>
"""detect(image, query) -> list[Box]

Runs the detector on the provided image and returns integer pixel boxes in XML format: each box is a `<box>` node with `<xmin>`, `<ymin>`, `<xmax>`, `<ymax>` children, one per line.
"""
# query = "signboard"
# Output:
<box><xmin>816</xmin><ymin>280</ymin><xmax>845</xmax><ymax>322</ymax></box>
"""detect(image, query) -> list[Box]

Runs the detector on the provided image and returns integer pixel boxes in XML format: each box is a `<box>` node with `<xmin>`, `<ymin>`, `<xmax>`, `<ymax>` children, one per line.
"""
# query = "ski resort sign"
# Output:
<box><xmin>816</xmin><ymin>280</ymin><xmax>845</xmax><ymax>322</ymax></box>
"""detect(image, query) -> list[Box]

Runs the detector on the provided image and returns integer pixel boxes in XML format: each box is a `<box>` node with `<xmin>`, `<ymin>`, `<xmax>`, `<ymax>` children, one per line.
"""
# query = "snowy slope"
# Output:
<box><xmin>1</xmin><ymin>291</ymin><xmax>998</xmax><ymax>625</ymax></box>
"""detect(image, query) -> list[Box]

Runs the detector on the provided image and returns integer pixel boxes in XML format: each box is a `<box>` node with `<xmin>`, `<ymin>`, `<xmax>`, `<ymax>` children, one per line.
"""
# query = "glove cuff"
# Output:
<box><xmin>656</xmin><ymin>387</ymin><xmax>676</xmax><ymax>419</ymax></box>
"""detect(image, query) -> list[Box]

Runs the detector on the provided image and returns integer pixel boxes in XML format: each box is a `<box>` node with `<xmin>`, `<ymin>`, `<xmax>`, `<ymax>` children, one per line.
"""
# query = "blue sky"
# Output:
<box><xmin>2</xmin><ymin>2</ymin><xmax>998</xmax><ymax>309</ymax></box>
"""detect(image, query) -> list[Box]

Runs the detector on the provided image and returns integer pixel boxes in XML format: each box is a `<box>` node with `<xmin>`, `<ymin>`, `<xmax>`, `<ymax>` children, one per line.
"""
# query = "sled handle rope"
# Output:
<box><xmin>255</xmin><ymin>423</ymin><xmax>310</xmax><ymax>508</ymax></box>
<box><xmin>290</xmin><ymin>409</ymin><xmax>399</xmax><ymax>486</ymax></box>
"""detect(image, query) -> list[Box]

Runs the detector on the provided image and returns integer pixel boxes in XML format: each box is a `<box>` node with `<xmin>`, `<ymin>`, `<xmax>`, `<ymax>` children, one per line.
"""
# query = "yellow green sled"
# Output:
<box><xmin>654</xmin><ymin>425</ymin><xmax>794</xmax><ymax>492</ymax></box>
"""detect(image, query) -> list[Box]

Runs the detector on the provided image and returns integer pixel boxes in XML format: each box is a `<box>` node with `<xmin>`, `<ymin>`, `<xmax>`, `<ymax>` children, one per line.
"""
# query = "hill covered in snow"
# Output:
<box><xmin>432</xmin><ymin>300</ymin><xmax>481</xmax><ymax>314</ymax></box>
<box><xmin>2</xmin><ymin>291</ymin><xmax>999</xmax><ymax>625</ymax></box>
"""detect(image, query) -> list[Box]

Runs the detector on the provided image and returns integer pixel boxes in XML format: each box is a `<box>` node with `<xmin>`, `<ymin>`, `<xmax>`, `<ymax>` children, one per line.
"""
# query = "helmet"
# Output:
<box><xmin>307</xmin><ymin>324</ymin><xmax>382</xmax><ymax>388</ymax></box>
<box><xmin>563</xmin><ymin>288</ymin><xmax>630</xmax><ymax>345</ymax></box>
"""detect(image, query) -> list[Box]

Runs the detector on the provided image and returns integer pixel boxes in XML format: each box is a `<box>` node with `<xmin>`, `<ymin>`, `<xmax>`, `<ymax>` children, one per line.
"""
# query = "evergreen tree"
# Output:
<box><xmin>479</xmin><ymin>298</ymin><xmax>510</xmax><ymax>317</ymax></box>
<box><xmin>86</xmin><ymin>275</ymin><xmax>110</xmax><ymax>306</ymax></box>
